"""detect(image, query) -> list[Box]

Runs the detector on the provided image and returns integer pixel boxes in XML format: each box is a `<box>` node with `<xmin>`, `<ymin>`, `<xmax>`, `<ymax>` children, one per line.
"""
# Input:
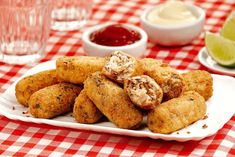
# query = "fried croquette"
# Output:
<box><xmin>84</xmin><ymin>72</ymin><xmax>143</xmax><ymax>129</ymax></box>
<box><xmin>182</xmin><ymin>70</ymin><xmax>213</xmax><ymax>100</ymax></box>
<box><xmin>102</xmin><ymin>51</ymin><xmax>143</xmax><ymax>84</ymax></box>
<box><xmin>73</xmin><ymin>90</ymin><xmax>103</xmax><ymax>124</ymax></box>
<box><xmin>29</xmin><ymin>83</ymin><xmax>82</xmax><ymax>119</ymax></box>
<box><xmin>147</xmin><ymin>91</ymin><xmax>206</xmax><ymax>134</ymax></box>
<box><xmin>56</xmin><ymin>56</ymin><xmax>106</xmax><ymax>84</ymax></box>
<box><xmin>139</xmin><ymin>58</ymin><xmax>167</xmax><ymax>72</ymax></box>
<box><xmin>15</xmin><ymin>69</ymin><xmax>60</xmax><ymax>107</ymax></box>
<box><xmin>144</xmin><ymin>66</ymin><xmax>185</xmax><ymax>101</ymax></box>
<box><xmin>124</xmin><ymin>75</ymin><xmax>163</xmax><ymax>110</ymax></box>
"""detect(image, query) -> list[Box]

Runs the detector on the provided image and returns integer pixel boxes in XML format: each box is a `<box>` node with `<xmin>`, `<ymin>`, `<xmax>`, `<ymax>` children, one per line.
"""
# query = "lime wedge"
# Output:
<box><xmin>221</xmin><ymin>11</ymin><xmax>235</xmax><ymax>41</ymax></box>
<box><xmin>205</xmin><ymin>32</ymin><xmax>235</xmax><ymax>67</ymax></box>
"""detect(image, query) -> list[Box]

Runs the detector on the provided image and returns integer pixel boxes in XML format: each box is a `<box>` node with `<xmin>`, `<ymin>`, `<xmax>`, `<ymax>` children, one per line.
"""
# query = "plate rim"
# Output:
<box><xmin>198</xmin><ymin>47</ymin><xmax>235</xmax><ymax>76</ymax></box>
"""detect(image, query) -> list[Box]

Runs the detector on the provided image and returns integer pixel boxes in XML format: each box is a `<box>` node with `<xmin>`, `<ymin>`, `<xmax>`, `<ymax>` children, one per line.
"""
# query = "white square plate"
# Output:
<box><xmin>0</xmin><ymin>60</ymin><xmax>235</xmax><ymax>142</ymax></box>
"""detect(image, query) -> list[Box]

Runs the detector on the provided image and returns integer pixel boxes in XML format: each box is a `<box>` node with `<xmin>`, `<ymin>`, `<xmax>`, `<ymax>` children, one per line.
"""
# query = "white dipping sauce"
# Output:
<box><xmin>147</xmin><ymin>1</ymin><xmax>197</xmax><ymax>26</ymax></box>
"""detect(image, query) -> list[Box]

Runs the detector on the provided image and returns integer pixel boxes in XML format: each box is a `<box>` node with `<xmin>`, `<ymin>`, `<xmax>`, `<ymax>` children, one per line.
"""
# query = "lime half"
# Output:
<box><xmin>221</xmin><ymin>11</ymin><xmax>235</xmax><ymax>41</ymax></box>
<box><xmin>205</xmin><ymin>32</ymin><xmax>235</xmax><ymax>67</ymax></box>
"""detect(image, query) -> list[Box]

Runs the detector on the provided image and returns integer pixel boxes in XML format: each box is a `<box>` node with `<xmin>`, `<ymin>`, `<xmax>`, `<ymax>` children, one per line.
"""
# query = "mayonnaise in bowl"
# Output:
<box><xmin>140</xmin><ymin>1</ymin><xmax>205</xmax><ymax>46</ymax></box>
<box><xmin>147</xmin><ymin>1</ymin><xmax>197</xmax><ymax>26</ymax></box>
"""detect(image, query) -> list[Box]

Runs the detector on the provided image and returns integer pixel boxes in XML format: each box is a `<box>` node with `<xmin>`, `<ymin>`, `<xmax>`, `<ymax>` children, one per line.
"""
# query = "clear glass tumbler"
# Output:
<box><xmin>0</xmin><ymin>0</ymin><xmax>52</xmax><ymax>65</ymax></box>
<box><xmin>51</xmin><ymin>0</ymin><xmax>93</xmax><ymax>31</ymax></box>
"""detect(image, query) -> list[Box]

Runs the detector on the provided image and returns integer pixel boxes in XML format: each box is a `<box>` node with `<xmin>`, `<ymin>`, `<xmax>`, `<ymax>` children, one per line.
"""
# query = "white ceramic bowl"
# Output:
<box><xmin>140</xmin><ymin>4</ymin><xmax>205</xmax><ymax>46</ymax></box>
<box><xmin>82</xmin><ymin>23</ymin><xmax>147</xmax><ymax>57</ymax></box>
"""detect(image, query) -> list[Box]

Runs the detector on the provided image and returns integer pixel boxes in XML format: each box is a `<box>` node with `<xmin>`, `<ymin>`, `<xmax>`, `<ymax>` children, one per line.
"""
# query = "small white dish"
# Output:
<box><xmin>198</xmin><ymin>47</ymin><xmax>235</xmax><ymax>76</ymax></box>
<box><xmin>82</xmin><ymin>23</ymin><xmax>148</xmax><ymax>58</ymax></box>
<box><xmin>0</xmin><ymin>60</ymin><xmax>235</xmax><ymax>142</ymax></box>
<box><xmin>140</xmin><ymin>3</ymin><xmax>205</xmax><ymax>46</ymax></box>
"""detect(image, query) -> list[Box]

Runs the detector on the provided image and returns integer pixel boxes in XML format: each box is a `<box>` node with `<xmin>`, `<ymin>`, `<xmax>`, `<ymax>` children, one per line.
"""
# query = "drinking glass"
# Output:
<box><xmin>51</xmin><ymin>0</ymin><xmax>93</xmax><ymax>31</ymax></box>
<box><xmin>0</xmin><ymin>0</ymin><xmax>52</xmax><ymax>65</ymax></box>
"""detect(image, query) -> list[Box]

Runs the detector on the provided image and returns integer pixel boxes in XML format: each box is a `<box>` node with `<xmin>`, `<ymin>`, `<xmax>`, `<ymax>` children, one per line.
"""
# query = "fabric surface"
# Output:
<box><xmin>0</xmin><ymin>0</ymin><xmax>235</xmax><ymax>156</ymax></box>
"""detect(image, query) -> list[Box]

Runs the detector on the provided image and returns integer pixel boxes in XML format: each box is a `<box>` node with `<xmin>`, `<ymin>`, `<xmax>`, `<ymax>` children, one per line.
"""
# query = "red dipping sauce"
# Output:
<box><xmin>90</xmin><ymin>24</ymin><xmax>141</xmax><ymax>46</ymax></box>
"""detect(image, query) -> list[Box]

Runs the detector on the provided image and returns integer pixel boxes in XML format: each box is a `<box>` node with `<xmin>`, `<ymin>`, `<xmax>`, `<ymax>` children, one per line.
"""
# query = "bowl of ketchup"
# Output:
<box><xmin>82</xmin><ymin>23</ymin><xmax>147</xmax><ymax>57</ymax></box>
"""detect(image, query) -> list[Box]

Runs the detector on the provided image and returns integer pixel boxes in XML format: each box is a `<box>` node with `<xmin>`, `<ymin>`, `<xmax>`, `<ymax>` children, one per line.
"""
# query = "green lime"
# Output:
<box><xmin>205</xmin><ymin>32</ymin><xmax>235</xmax><ymax>67</ymax></box>
<box><xmin>221</xmin><ymin>11</ymin><xmax>235</xmax><ymax>41</ymax></box>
